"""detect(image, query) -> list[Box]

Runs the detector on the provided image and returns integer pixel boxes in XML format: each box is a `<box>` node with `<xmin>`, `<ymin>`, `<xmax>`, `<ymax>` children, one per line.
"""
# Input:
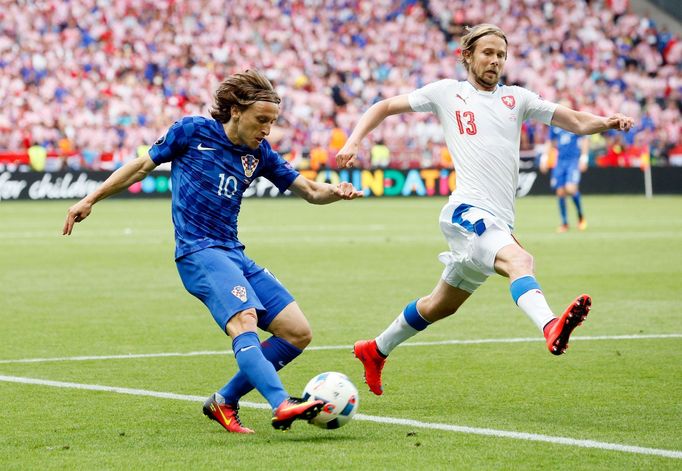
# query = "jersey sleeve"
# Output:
<box><xmin>518</xmin><ymin>87</ymin><xmax>558</xmax><ymax>125</ymax></box>
<box><xmin>260</xmin><ymin>143</ymin><xmax>300</xmax><ymax>193</ymax></box>
<box><xmin>408</xmin><ymin>80</ymin><xmax>451</xmax><ymax>112</ymax></box>
<box><xmin>148</xmin><ymin>117</ymin><xmax>194</xmax><ymax>164</ymax></box>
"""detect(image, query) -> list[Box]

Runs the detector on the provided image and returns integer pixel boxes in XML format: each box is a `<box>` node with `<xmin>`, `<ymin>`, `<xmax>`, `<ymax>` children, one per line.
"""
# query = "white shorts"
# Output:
<box><xmin>438</xmin><ymin>201</ymin><xmax>516</xmax><ymax>293</ymax></box>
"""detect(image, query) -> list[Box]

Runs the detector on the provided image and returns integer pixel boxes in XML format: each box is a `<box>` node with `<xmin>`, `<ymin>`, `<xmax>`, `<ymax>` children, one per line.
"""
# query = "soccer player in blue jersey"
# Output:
<box><xmin>63</xmin><ymin>70</ymin><xmax>363</xmax><ymax>433</ymax></box>
<box><xmin>541</xmin><ymin>120</ymin><xmax>589</xmax><ymax>232</ymax></box>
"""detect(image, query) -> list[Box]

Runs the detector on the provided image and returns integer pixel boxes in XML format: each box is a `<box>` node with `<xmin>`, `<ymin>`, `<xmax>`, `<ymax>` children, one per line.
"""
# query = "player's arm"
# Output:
<box><xmin>63</xmin><ymin>154</ymin><xmax>157</xmax><ymax>235</ymax></box>
<box><xmin>288</xmin><ymin>175</ymin><xmax>363</xmax><ymax>204</ymax></box>
<box><xmin>551</xmin><ymin>105</ymin><xmax>634</xmax><ymax>135</ymax></box>
<box><xmin>335</xmin><ymin>95</ymin><xmax>413</xmax><ymax>168</ymax></box>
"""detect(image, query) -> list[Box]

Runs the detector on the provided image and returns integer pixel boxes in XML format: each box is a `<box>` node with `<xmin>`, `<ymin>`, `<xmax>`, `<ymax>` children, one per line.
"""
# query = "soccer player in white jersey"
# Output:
<box><xmin>335</xmin><ymin>24</ymin><xmax>634</xmax><ymax>396</ymax></box>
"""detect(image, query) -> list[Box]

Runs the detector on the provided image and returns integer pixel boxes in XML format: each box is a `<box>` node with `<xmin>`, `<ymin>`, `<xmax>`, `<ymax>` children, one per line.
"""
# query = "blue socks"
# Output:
<box><xmin>572</xmin><ymin>192</ymin><xmax>583</xmax><ymax>219</ymax></box>
<box><xmin>231</xmin><ymin>332</ymin><xmax>288</xmax><ymax>408</ymax></box>
<box><xmin>220</xmin><ymin>336</ymin><xmax>302</xmax><ymax>404</ymax></box>
<box><xmin>558</xmin><ymin>197</ymin><xmax>568</xmax><ymax>225</ymax></box>
<box><xmin>559</xmin><ymin>193</ymin><xmax>584</xmax><ymax>225</ymax></box>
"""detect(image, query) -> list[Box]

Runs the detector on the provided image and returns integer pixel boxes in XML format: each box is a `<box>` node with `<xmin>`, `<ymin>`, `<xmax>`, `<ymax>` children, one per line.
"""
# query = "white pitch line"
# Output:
<box><xmin>0</xmin><ymin>334</ymin><xmax>680</xmax><ymax>365</ymax></box>
<box><xmin>0</xmin><ymin>374</ymin><xmax>680</xmax><ymax>460</ymax></box>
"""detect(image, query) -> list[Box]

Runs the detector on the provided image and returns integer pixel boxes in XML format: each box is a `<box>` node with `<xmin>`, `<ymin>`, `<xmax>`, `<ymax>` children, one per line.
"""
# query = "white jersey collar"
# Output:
<box><xmin>464</xmin><ymin>79</ymin><xmax>499</xmax><ymax>96</ymax></box>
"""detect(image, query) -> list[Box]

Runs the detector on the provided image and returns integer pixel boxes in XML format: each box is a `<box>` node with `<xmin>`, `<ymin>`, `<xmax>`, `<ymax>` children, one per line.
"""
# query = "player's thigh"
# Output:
<box><xmin>242</xmin><ymin>256</ymin><xmax>296</xmax><ymax>331</ymax></box>
<box><xmin>551</xmin><ymin>166</ymin><xmax>568</xmax><ymax>190</ymax></box>
<box><xmin>438</xmin><ymin>202</ymin><xmax>514</xmax><ymax>293</ymax></box>
<box><xmin>176</xmin><ymin>247</ymin><xmax>265</xmax><ymax>333</ymax></box>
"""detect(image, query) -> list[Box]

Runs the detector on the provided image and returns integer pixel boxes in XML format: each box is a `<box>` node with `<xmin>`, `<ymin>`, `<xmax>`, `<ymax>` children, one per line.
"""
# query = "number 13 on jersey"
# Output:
<box><xmin>455</xmin><ymin>111</ymin><xmax>477</xmax><ymax>135</ymax></box>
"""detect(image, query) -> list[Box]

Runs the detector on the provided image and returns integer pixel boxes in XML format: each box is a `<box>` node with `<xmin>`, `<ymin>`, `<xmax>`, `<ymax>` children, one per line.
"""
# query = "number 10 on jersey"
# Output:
<box><xmin>218</xmin><ymin>173</ymin><xmax>238</xmax><ymax>198</ymax></box>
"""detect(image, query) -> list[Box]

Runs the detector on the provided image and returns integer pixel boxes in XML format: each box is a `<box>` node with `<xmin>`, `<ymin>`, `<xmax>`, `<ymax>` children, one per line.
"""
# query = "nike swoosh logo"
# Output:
<box><xmin>277</xmin><ymin>400</ymin><xmax>317</xmax><ymax>414</ymax></box>
<box><xmin>215</xmin><ymin>406</ymin><xmax>231</xmax><ymax>425</ymax></box>
<box><xmin>240</xmin><ymin>346</ymin><xmax>256</xmax><ymax>353</ymax></box>
<box><xmin>197</xmin><ymin>143</ymin><xmax>217</xmax><ymax>151</ymax></box>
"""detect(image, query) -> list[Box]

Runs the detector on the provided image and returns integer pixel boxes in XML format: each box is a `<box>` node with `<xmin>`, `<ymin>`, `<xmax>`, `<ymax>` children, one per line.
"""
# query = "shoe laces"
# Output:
<box><xmin>225</xmin><ymin>403</ymin><xmax>245</xmax><ymax>426</ymax></box>
<box><xmin>286</xmin><ymin>396</ymin><xmax>305</xmax><ymax>405</ymax></box>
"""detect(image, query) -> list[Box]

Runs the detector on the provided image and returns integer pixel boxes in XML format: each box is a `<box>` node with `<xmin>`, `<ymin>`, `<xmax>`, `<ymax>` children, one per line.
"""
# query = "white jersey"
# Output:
<box><xmin>408</xmin><ymin>80</ymin><xmax>557</xmax><ymax>228</ymax></box>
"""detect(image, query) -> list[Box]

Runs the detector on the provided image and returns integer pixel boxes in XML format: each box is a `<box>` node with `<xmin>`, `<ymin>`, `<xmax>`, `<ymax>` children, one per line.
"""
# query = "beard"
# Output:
<box><xmin>475</xmin><ymin>69</ymin><xmax>498</xmax><ymax>88</ymax></box>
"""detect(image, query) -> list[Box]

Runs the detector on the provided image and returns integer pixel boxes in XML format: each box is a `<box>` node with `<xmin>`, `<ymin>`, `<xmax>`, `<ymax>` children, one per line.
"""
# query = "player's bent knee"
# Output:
<box><xmin>294</xmin><ymin>328</ymin><xmax>313</xmax><ymax>349</ymax></box>
<box><xmin>513</xmin><ymin>251</ymin><xmax>534</xmax><ymax>273</ymax></box>
<box><xmin>504</xmin><ymin>249</ymin><xmax>534</xmax><ymax>278</ymax></box>
<box><xmin>226</xmin><ymin>308</ymin><xmax>259</xmax><ymax>338</ymax></box>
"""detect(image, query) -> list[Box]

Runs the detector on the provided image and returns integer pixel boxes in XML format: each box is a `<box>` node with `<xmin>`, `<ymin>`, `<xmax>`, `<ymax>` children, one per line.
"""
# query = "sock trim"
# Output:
<box><xmin>510</xmin><ymin>275</ymin><xmax>541</xmax><ymax>304</ymax></box>
<box><xmin>403</xmin><ymin>300</ymin><xmax>430</xmax><ymax>331</ymax></box>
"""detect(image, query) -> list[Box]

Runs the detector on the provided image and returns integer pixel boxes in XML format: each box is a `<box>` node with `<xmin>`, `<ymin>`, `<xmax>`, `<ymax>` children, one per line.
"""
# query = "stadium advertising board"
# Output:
<box><xmin>0</xmin><ymin>168</ymin><xmax>680</xmax><ymax>201</ymax></box>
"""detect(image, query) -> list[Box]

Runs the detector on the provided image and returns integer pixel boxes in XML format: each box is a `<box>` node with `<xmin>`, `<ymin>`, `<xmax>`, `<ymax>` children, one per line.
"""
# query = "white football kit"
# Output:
<box><xmin>408</xmin><ymin>80</ymin><xmax>557</xmax><ymax>292</ymax></box>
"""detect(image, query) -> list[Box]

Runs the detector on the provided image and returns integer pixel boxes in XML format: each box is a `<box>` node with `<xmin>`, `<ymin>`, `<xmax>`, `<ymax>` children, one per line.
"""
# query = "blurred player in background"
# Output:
<box><xmin>540</xmin><ymin>107</ymin><xmax>590</xmax><ymax>232</ymax></box>
<box><xmin>63</xmin><ymin>70</ymin><xmax>363</xmax><ymax>431</ymax></box>
<box><xmin>336</xmin><ymin>24</ymin><xmax>634</xmax><ymax>396</ymax></box>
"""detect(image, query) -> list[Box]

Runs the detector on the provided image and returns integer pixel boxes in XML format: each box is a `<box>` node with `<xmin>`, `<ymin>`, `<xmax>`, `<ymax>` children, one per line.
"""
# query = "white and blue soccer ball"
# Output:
<box><xmin>302</xmin><ymin>371</ymin><xmax>359</xmax><ymax>429</ymax></box>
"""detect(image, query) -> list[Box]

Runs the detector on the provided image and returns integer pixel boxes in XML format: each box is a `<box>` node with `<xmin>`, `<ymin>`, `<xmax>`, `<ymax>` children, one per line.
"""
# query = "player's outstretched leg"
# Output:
<box><xmin>203</xmin><ymin>393</ymin><xmax>255</xmax><ymax>434</ymax></box>
<box><xmin>353</xmin><ymin>339</ymin><xmax>386</xmax><ymax>396</ymax></box>
<box><xmin>544</xmin><ymin>294</ymin><xmax>591</xmax><ymax>355</ymax></box>
<box><xmin>271</xmin><ymin>397</ymin><xmax>325</xmax><ymax>431</ymax></box>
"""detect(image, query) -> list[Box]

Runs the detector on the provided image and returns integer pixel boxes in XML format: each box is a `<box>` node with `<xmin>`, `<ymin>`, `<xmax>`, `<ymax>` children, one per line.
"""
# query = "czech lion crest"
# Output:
<box><xmin>231</xmin><ymin>285</ymin><xmax>247</xmax><ymax>302</ymax></box>
<box><xmin>501</xmin><ymin>95</ymin><xmax>516</xmax><ymax>110</ymax></box>
<box><xmin>241</xmin><ymin>154</ymin><xmax>259</xmax><ymax>177</ymax></box>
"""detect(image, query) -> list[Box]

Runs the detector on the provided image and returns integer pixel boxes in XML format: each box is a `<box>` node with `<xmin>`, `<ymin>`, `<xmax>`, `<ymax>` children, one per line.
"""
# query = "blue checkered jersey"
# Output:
<box><xmin>148</xmin><ymin>116</ymin><xmax>299</xmax><ymax>259</ymax></box>
<box><xmin>549</xmin><ymin>127</ymin><xmax>581</xmax><ymax>165</ymax></box>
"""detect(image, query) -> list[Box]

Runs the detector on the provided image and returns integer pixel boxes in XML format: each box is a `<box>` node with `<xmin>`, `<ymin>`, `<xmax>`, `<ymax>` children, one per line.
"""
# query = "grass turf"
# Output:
<box><xmin>0</xmin><ymin>195</ymin><xmax>680</xmax><ymax>470</ymax></box>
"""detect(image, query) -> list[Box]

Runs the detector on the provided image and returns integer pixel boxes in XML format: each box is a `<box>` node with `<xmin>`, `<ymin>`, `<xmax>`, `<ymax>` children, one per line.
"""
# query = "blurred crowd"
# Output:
<box><xmin>1</xmin><ymin>0</ymin><xmax>681</xmax><ymax>171</ymax></box>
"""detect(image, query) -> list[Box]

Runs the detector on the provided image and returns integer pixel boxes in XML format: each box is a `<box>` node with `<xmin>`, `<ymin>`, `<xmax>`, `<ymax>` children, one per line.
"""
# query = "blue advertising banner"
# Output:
<box><xmin>0</xmin><ymin>167</ymin><xmax>680</xmax><ymax>201</ymax></box>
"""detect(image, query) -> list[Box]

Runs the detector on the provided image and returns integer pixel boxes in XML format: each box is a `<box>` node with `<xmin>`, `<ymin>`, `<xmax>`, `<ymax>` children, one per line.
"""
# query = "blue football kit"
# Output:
<box><xmin>548</xmin><ymin>126</ymin><xmax>582</xmax><ymax>189</ymax></box>
<box><xmin>547</xmin><ymin>126</ymin><xmax>585</xmax><ymax>227</ymax></box>
<box><xmin>149</xmin><ymin>116</ymin><xmax>303</xmax><ymax>409</ymax></box>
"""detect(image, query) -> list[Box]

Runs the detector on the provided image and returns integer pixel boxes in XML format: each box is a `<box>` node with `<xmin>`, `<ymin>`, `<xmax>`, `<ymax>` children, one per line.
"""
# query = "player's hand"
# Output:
<box><xmin>605</xmin><ymin>114</ymin><xmax>634</xmax><ymax>132</ymax></box>
<box><xmin>334</xmin><ymin>181</ymin><xmax>364</xmax><ymax>200</ymax></box>
<box><xmin>335</xmin><ymin>141</ymin><xmax>360</xmax><ymax>168</ymax></box>
<box><xmin>63</xmin><ymin>199</ymin><xmax>93</xmax><ymax>235</ymax></box>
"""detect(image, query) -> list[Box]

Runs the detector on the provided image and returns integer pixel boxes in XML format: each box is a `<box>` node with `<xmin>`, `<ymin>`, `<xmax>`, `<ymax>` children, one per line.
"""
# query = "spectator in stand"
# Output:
<box><xmin>370</xmin><ymin>140</ymin><xmax>390</xmax><ymax>168</ymax></box>
<box><xmin>2</xmin><ymin>0</ymin><xmax>680</xmax><ymax>169</ymax></box>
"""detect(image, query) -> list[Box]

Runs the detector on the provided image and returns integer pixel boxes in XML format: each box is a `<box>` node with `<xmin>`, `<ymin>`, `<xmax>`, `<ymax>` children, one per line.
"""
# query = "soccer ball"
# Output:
<box><xmin>302</xmin><ymin>371</ymin><xmax>359</xmax><ymax>429</ymax></box>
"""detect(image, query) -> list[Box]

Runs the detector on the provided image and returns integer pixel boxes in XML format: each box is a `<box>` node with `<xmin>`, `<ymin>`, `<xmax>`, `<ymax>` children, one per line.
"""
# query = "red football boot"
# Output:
<box><xmin>353</xmin><ymin>339</ymin><xmax>386</xmax><ymax>396</ymax></box>
<box><xmin>544</xmin><ymin>294</ymin><xmax>592</xmax><ymax>355</ymax></box>
<box><xmin>271</xmin><ymin>397</ymin><xmax>325</xmax><ymax>431</ymax></box>
<box><xmin>203</xmin><ymin>394</ymin><xmax>255</xmax><ymax>434</ymax></box>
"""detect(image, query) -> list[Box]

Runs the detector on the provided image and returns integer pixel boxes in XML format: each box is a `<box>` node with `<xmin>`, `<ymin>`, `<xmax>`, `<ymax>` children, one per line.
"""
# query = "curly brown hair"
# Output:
<box><xmin>210</xmin><ymin>70</ymin><xmax>281</xmax><ymax>123</ymax></box>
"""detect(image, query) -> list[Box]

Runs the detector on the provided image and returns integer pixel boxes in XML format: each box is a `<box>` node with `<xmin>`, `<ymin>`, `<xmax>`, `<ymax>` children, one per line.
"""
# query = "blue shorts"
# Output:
<box><xmin>550</xmin><ymin>162</ymin><xmax>581</xmax><ymax>190</ymax></box>
<box><xmin>176</xmin><ymin>247</ymin><xmax>295</xmax><ymax>332</ymax></box>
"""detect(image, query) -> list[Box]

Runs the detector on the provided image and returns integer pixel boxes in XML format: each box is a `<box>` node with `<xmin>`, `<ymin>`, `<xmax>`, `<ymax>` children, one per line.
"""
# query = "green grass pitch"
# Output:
<box><xmin>1</xmin><ymin>195</ymin><xmax>681</xmax><ymax>470</ymax></box>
